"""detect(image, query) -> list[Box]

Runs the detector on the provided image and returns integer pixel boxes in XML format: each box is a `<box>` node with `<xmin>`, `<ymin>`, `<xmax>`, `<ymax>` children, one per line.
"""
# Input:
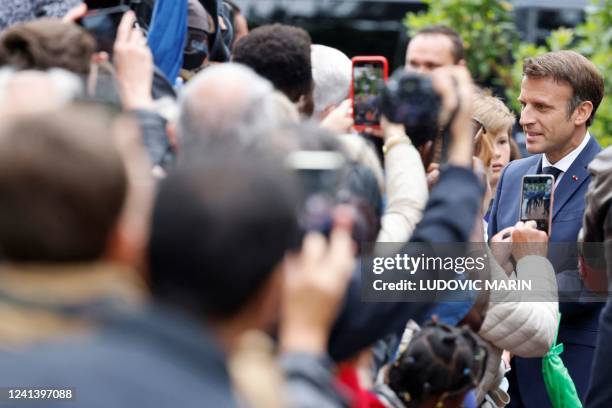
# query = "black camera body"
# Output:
<box><xmin>379</xmin><ymin>69</ymin><xmax>441</xmax><ymax>148</ymax></box>
<box><xmin>84</xmin><ymin>0</ymin><xmax>154</xmax><ymax>30</ymax></box>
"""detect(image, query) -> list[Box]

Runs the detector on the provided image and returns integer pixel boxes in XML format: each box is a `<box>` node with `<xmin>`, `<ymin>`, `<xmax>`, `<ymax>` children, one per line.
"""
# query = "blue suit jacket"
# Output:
<box><xmin>488</xmin><ymin>136</ymin><xmax>603</xmax><ymax>407</ymax></box>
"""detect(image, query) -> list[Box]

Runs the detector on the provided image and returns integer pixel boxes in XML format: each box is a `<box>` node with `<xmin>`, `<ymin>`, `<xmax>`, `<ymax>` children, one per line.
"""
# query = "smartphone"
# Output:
<box><xmin>286</xmin><ymin>151</ymin><xmax>345</xmax><ymax>235</ymax></box>
<box><xmin>84</xmin><ymin>0</ymin><xmax>124</xmax><ymax>9</ymax></box>
<box><xmin>519</xmin><ymin>175</ymin><xmax>555</xmax><ymax>235</ymax></box>
<box><xmin>350</xmin><ymin>56</ymin><xmax>389</xmax><ymax>132</ymax></box>
<box><xmin>78</xmin><ymin>5</ymin><xmax>130</xmax><ymax>53</ymax></box>
<box><xmin>286</xmin><ymin>151</ymin><xmax>345</xmax><ymax>198</ymax></box>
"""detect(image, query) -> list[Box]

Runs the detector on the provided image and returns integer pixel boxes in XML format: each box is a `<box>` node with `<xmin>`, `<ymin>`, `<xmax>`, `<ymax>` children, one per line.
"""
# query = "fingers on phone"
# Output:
<box><xmin>116</xmin><ymin>11</ymin><xmax>136</xmax><ymax>43</ymax></box>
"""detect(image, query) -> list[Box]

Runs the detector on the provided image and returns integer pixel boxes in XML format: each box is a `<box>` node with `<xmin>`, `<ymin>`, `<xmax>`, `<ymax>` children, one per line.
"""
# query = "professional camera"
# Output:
<box><xmin>379</xmin><ymin>69</ymin><xmax>441</xmax><ymax>148</ymax></box>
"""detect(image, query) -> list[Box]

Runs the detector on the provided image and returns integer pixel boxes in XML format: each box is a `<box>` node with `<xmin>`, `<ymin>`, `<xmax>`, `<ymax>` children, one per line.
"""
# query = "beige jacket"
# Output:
<box><xmin>477</xmin><ymin>255</ymin><xmax>559</xmax><ymax>405</ymax></box>
<box><xmin>377</xmin><ymin>140</ymin><xmax>428</xmax><ymax>243</ymax></box>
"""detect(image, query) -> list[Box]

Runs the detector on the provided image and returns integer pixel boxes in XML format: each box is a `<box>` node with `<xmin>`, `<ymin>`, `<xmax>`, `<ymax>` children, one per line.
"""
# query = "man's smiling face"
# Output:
<box><xmin>518</xmin><ymin>75</ymin><xmax>581</xmax><ymax>163</ymax></box>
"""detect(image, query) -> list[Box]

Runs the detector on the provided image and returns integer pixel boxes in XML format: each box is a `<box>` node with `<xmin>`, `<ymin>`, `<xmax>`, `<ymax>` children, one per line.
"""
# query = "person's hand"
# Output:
<box><xmin>426</xmin><ymin>162</ymin><xmax>440</xmax><ymax>189</ymax></box>
<box><xmin>320</xmin><ymin>99</ymin><xmax>353</xmax><ymax>134</ymax></box>
<box><xmin>490</xmin><ymin>226</ymin><xmax>515</xmax><ymax>275</ymax></box>
<box><xmin>280</xmin><ymin>208</ymin><xmax>355</xmax><ymax>355</ymax></box>
<box><xmin>431</xmin><ymin>66</ymin><xmax>474</xmax><ymax>168</ymax></box>
<box><xmin>113</xmin><ymin>11</ymin><xmax>155</xmax><ymax>110</ymax></box>
<box><xmin>511</xmin><ymin>221</ymin><xmax>548</xmax><ymax>262</ymax></box>
<box><xmin>502</xmin><ymin>350</ymin><xmax>512</xmax><ymax>370</ymax></box>
<box><xmin>62</xmin><ymin>2</ymin><xmax>87</xmax><ymax>23</ymax></box>
<box><xmin>362</xmin><ymin>126</ymin><xmax>384</xmax><ymax>138</ymax></box>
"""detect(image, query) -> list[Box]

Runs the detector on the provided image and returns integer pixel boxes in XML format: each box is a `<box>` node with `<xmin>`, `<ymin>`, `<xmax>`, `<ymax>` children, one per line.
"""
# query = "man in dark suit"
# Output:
<box><xmin>581</xmin><ymin>146</ymin><xmax>612</xmax><ymax>408</ymax></box>
<box><xmin>488</xmin><ymin>50</ymin><xmax>605</xmax><ymax>407</ymax></box>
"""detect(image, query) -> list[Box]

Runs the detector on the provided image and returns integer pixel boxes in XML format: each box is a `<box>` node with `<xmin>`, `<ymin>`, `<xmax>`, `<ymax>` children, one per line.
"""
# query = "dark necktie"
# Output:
<box><xmin>541</xmin><ymin>166</ymin><xmax>562</xmax><ymax>181</ymax></box>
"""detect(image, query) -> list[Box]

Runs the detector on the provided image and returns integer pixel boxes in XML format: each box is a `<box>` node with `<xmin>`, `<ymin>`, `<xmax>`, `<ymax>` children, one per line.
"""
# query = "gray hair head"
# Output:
<box><xmin>0</xmin><ymin>68</ymin><xmax>83</xmax><ymax>114</ymax></box>
<box><xmin>178</xmin><ymin>63</ymin><xmax>280</xmax><ymax>153</ymax></box>
<box><xmin>311</xmin><ymin>45</ymin><xmax>351</xmax><ymax>119</ymax></box>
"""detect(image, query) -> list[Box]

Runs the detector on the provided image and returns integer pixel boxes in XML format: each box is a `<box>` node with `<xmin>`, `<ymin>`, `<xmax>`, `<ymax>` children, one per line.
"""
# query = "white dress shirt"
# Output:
<box><xmin>541</xmin><ymin>132</ymin><xmax>591</xmax><ymax>186</ymax></box>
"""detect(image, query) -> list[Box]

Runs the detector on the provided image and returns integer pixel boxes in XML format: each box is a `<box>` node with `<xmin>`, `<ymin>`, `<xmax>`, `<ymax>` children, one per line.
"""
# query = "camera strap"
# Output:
<box><xmin>439</xmin><ymin>79</ymin><xmax>461</xmax><ymax>164</ymax></box>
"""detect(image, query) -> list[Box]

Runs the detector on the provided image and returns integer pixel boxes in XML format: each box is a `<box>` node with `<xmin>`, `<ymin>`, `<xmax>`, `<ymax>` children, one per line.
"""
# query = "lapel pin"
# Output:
<box><xmin>572</xmin><ymin>175</ymin><xmax>579</xmax><ymax>181</ymax></box>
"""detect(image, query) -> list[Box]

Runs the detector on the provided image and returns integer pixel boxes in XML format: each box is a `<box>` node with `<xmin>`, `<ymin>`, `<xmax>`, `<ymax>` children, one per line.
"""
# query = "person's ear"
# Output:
<box><xmin>103</xmin><ymin>222</ymin><xmax>140</xmax><ymax>268</ymax></box>
<box><xmin>296</xmin><ymin>92</ymin><xmax>315</xmax><ymax>118</ymax></box>
<box><xmin>573</xmin><ymin>101</ymin><xmax>593</xmax><ymax>126</ymax></box>
<box><xmin>105</xmin><ymin>115</ymin><xmax>155</xmax><ymax>272</ymax></box>
<box><xmin>457</xmin><ymin>59</ymin><xmax>467</xmax><ymax>67</ymax></box>
<box><xmin>244</xmin><ymin>261</ymin><xmax>285</xmax><ymax>333</ymax></box>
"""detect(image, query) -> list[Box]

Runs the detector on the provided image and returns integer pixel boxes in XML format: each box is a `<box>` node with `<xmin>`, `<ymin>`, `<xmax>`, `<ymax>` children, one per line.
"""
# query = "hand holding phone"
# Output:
<box><xmin>350</xmin><ymin>56</ymin><xmax>388</xmax><ymax>133</ymax></box>
<box><xmin>77</xmin><ymin>5</ymin><xmax>130</xmax><ymax>53</ymax></box>
<box><xmin>511</xmin><ymin>220</ymin><xmax>549</xmax><ymax>261</ymax></box>
<box><xmin>112</xmin><ymin>11</ymin><xmax>154</xmax><ymax>110</ymax></box>
<box><xmin>519</xmin><ymin>175</ymin><xmax>554</xmax><ymax>235</ymax></box>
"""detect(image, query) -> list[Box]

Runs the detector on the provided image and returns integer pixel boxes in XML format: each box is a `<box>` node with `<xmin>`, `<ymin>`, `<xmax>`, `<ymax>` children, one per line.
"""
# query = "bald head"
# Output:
<box><xmin>179</xmin><ymin>63</ymin><xmax>279</xmax><ymax>150</ymax></box>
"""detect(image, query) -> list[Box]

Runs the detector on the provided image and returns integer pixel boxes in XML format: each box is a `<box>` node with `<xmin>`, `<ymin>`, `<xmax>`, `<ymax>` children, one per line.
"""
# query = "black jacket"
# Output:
<box><xmin>329</xmin><ymin>165</ymin><xmax>484</xmax><ymax>361</ymax></box>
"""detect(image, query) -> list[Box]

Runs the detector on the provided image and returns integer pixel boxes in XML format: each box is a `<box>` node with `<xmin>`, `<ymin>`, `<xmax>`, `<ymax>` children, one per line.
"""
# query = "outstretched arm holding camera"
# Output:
<box><xmin>376</xmin><ymin>65</ymin><xmax>474</xmax><ymax>244</ymax></box>
<box><xmin>329</xmin><ymin>66</ymin><xmax>485</xmax><ymax>360</ymax></box>
<box><xmin>376</xmin><ymin>117</ymin><xmax>428</xmax><ymax>243</ymax></box>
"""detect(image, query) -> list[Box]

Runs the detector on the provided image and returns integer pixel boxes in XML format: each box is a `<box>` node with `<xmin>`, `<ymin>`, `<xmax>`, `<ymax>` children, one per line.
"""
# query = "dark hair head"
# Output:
<box><xmin>523</xmin><ymin>50</ymin><xmax>604</xmax><ymax>127</ymax></box>
<box><xmin>415</xmin><ymin>25</ymin><xmax>464</xmax><ymax>63</ymax></box>
<box><xmin>148</xmin><ymin>146</ymin><xmax>299</xmax><ymax>320</ymax></box>
<box><xmin>232</xmin><ymin>24</ymin><xmax>313</xmax><ymax>103</ymax></box>
<box><xmin>0</xmin><ymin>107</ymin><xmax>127</xmax><ymax>262</ymax></box>
<box><xmin>388</xmin><ymin>321</ymin><xmax>487</xmax><ymax>406</ymax></box>
<box><xmin>0</xmin><ymin>19</ymin><xmax>95</xmax><ymax>75</ymax></box>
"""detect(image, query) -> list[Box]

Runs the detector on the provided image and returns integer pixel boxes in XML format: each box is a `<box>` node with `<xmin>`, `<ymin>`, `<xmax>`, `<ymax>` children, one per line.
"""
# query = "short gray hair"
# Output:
<box><xmin>0</xmin><ymin>67</ymin><xmax>83</xmax><ymax>108</ymax></box>
<box><xmin>179</xmin><ymin>63</ymin><xmax>280</xmax><ymax>152</ymax></box>
<box><xmin>311</xmin><ymin>45</ymin><xmax>351</xmax><ymax>118</ymax></box>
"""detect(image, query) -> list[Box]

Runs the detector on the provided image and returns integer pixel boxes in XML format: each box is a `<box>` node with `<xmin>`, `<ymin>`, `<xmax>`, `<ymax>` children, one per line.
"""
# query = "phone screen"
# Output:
<box><xmin>78</xmin><ymin>6</ymin><xmax>129</xmax><ymax>53</ymax></box>
<box><xmin>352</xmin><ymin>62</ymin><xmax>385</xmax><ymax>127</ymax></box>
<box><xmin>520</xmin><ymin>175</ymin><xmax>554</xmax><ymax>233</ymax></box>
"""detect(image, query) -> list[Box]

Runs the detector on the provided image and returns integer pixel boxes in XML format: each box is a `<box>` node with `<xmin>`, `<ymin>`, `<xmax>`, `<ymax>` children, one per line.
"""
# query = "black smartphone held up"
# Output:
<box><xmin>84</xmin><ymin>0</ymin><xmax>124</xmax><ymax>9</ymax></box>
<box><xmin>78</xmin><ymin>5</ymin><xmax>130</xmax><ymax>53</ymax></box>
<box><xmin>519</xmin><ymin>175</ymin><xmax>555</xmax><ymax>235</ymax></box>
<box><xmin>350</xmin><ymin>56</ymin><xmax>389</xmax><ymax>132</ymax></box>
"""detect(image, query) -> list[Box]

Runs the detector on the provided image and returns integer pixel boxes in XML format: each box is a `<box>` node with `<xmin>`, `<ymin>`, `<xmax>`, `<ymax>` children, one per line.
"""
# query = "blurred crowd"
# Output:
<box><xmin>0</xmin><ymin>1</ymin><xmax>609</xmax><ymax>408</ymax></box>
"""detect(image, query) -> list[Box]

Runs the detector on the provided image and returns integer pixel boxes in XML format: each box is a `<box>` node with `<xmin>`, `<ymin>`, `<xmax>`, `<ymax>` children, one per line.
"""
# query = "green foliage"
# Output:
<box><xmin>509</xmin><ymin>0</ymin><xmax>611</xmax><ymax>146</ymax></box>
<box><xmin>405</xmin><ymin>0</ymin><xmax>612</xmax><ymax>147</ymax></box>
<box><xmin>506</xmin><ymin>29</ymin><xmax>573</xmax><ymax>113</ymax></box>
<box><xmin>573</xmin><ymin>0</ymin><xmax>612</xmax><ymax>146</ymax></box>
